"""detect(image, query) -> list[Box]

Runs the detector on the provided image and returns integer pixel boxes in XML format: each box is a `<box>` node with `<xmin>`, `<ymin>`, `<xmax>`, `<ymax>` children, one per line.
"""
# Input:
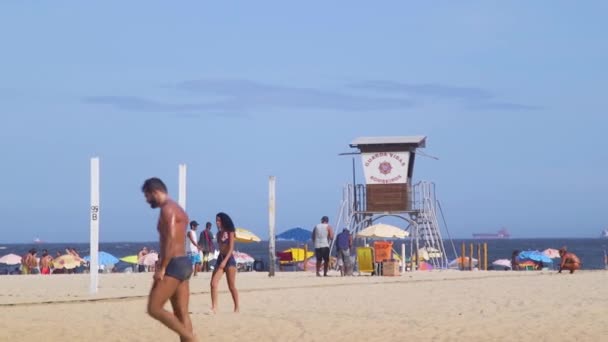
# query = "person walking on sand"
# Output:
<box><xmin>198</xmin><ymin>222</ymin><xmax>215</xmax><ymax>272</ymax></box>
<box><xmin>336</xmin><ymin>228</ymin><xmax>353</xmax><ymax>276</ymax></box>
<box><xmin>187</xmin><ymin>221</ymin><xmax>202</xmax><ymax>277</ymax></box>
<box><xmin>312</xmin><ymin>216</ymin><xmax>334</xmax><ymax>277</ymax></box>
<box><xmin>558</xmin><ymin>247</ymin><xmax>581</xmax><ymax>274</ymax></box>
<box><xmin>141</xmin><ymin>177</ymin><xmax>197</xmax><ymax>342</ymax></box>
<box><xmin>210</xmin><ymin>212</ymin><xmax>239</xmax><ymax>314</ymax></box>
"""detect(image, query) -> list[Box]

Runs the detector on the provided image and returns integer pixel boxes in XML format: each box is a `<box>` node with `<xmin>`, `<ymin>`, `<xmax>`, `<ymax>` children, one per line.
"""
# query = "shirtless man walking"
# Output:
<box><xmin>142</xmin><ymin>177</ymin><xmax>197</xmax><ymax>342</ymax></box>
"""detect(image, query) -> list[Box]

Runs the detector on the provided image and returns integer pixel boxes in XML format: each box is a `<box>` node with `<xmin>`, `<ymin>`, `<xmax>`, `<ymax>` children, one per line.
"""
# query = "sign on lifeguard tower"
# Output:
<box><xmin>350</xmin><ymin>136</ymin><xmax>426</xmax><ymax>212</ymax></box>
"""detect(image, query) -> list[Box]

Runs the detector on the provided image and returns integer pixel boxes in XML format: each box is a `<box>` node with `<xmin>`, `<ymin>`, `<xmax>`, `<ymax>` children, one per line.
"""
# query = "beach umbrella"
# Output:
<box><xmin>120</xmin><ymin>255</ymin><xmax>139</xmax><ymax>264</ymax></box>
<box><xmin>542</xmin><ymin>248</ymin><xmax>561</xmax><ymax>259</ymax></box>
<box><xmin>141</xmin><ymin>253</ymin><xmax>159</xmax><ymax>266</ymax></box>
<box><xmin>53</xmin><ymin>254</ymin><xmax>82</xmax><ymax>270</ymax></box>
<box><xmin>235</xmin><ymin>228</ymin><xmax>261</xmax><ymax>243</ymax></box>
<box><xmin>83</xmin><ymin>251</ymin><xmax>120</xmax><ymax>266</ymax></box>
<box><xmin>356</xmin><ymin>224</ymin><xmax>409</xmax><ymax>239</ymax></box>
<box><xmin>517</xmin><ymin>251</ymin><xmax>553</xmax><ymax>264</ymax></box>
<box><xmin>276</xmin><ymin>227</ymin><xmax>312</xmax><ymax>242</ymax></box>
<box><xmin>492</xmin><ymin>259</ymin><xmax>512</xmax><ymax>269</ymax></box>
<box><xmin>448</xmin><ymin>256</ymin><xmax>478</xmax><ymax>269</ymax></box>
<box><xmin>282</xmin><ymin>248</ymin><xmax>314</xmax><ymax>262</ymax></box>
<box><xmin>0</xmin><ymin>253</ymin><xmax>22</xmax><ymax>265</ymax></box>
<box><xmin>233</xmin><ymin>251</ymin><xmax>255</xmax><ymax>264</ymax></box>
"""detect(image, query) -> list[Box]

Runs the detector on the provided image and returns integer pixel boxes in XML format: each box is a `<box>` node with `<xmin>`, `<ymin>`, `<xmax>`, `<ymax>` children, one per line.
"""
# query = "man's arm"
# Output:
<box><xmin>327</xmin><ymin>225</ymin><xmax>334</xmax><ymax>242</ymax></box>
<box><xmin>158</xmin><ymin>206</ymin><xmax>178</xmax><ymax>275</ymax></box>
<box><xmin>348</xmin><ymin>234</ymin><xmax>353</xmax><ymax>249</ymax></box>
<box><xmin>187</xmin><ymin>230</ymin><xmax>198</xmax><ymax>249</ymax></box>
<box><xmin>311</xmin><ymin>227</ymin><xmax>316</xmax><ymax>243</ymax></box>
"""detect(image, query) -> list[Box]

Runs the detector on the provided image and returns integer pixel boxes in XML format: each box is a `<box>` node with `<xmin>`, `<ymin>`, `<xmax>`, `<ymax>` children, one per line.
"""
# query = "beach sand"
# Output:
<box><xmin>1</xmin><ymin>270</ymin><xmax>607</xmax><ymax>341</ymax></box>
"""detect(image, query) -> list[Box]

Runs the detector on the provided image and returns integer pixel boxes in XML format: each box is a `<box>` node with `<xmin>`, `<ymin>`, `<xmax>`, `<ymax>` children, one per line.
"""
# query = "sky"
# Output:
<box><xmin>1</xmin><ymin>1</ymin><xmax>607</xmax><ymax>243</ymax></box>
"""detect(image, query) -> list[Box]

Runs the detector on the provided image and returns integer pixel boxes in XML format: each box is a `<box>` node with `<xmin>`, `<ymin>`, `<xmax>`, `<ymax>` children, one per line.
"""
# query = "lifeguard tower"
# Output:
<box><xmin>333</xmin><ymin>136</ymin><xmax>452</xmax><ymax>270</ymax></box>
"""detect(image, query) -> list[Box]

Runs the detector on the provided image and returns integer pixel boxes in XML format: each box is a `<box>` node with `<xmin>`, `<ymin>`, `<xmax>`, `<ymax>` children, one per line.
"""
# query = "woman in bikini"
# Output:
<box><xmin>210</xmin><ymin>212</ymin><xmax>240</xmax><ymax>313</ymax></box>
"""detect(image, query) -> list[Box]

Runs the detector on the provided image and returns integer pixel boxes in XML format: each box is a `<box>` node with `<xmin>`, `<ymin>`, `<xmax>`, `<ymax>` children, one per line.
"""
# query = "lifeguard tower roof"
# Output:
<box><xmin>350</xmin><ymin>136</ymin><xmax>426</xmax><ymax>149</ymax></box>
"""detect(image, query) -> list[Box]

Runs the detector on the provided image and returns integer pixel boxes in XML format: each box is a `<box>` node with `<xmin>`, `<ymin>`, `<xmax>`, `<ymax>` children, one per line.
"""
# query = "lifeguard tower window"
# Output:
<box><xmin>350</xmin><ymin>136</ymin><xmax>426</xmax><ymax>213</ymax></box>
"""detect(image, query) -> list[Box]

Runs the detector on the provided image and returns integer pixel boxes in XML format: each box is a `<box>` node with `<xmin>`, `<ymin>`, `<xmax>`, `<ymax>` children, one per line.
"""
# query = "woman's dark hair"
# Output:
<box><xmin>216</xmin><ymin>212</ymin><xmax>235</xmax><ymax>232</ymax></box>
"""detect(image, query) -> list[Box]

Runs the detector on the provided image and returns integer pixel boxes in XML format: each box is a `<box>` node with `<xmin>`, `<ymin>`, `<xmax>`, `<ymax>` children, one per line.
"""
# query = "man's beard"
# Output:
<box><xmin>148</xmin><ymin>199</ymin><xmax>160</xmax><ymax>208</ymax></box>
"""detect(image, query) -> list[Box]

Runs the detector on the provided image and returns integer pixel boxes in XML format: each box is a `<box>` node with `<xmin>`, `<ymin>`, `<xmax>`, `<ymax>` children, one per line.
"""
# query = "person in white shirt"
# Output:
<box><xmin>312</xmin><ymin>216</ymin><xmax>334</xmax><ymax>277</ymax></box>
<box><xmin>187</xmin><ymin>221</ymin><xmax>202</xmax><ymax>277</ymax></box>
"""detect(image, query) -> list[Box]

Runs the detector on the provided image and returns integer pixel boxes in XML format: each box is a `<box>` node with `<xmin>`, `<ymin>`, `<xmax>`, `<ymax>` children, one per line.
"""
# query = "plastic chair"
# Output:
<box><xmin>356</xmin><ymin>247</ymin><xmax>375</xmax><ymax>275</ymax></box>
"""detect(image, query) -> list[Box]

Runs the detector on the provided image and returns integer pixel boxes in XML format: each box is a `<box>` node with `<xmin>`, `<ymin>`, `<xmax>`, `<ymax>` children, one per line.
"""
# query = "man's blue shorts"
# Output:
<box><xmin>188</xmin><ymin>252</ymin><xmax>201</xmax><ymax>265</ymax></box>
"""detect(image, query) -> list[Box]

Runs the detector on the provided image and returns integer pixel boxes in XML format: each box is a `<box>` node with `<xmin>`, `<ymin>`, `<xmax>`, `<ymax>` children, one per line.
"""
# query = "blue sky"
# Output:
<box><xmin>1</xmin><ymin>1</ymin><xmax>607</xmax><ymax>242</ymax></box>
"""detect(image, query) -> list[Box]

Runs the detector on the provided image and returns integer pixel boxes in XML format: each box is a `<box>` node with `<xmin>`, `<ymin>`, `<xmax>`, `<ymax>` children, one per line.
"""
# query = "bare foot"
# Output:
<box><xmin>205</xmin><ymin>307</ymin><xmax>217</xmax><ymax>315</ymax></box>
<box><xmin>234</xmin><ymin>307</ymin><xmax>240</xmax><ymax>313</ymax></box>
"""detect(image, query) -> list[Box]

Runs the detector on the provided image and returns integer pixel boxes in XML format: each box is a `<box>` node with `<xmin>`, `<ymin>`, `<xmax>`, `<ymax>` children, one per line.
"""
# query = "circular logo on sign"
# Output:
<box><xmin>378</xmin><ymin>161</ymin><xmax>392</xmax><ymax>175</ymax></box>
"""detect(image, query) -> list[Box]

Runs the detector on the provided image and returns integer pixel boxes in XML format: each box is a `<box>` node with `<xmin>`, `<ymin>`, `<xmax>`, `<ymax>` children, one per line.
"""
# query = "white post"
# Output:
<box><xmin>89</xmin><ymin>157</ymin><xmax>100</xmax><ymax>294</ymax></box>
<box><xmin>268</xmin><ymin>176</ymin><xmax>276</xmax><ymax>277</ymax></box>
<box><xmin>401</xmin><ymin>243</ymin><xmax>406</xmax><ymax>274</ymax></box>
<box><xmin>178</xmin><ymin>164</ymin><xmax>187</xmax><ymax>210</ymax></box>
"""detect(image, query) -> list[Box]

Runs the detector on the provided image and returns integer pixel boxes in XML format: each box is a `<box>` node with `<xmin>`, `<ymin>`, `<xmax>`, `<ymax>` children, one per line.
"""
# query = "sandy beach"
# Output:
<box><xmin>1</xmin><ymin>270</ymin><xmax>606</xmax><ymax>342</ymax></box>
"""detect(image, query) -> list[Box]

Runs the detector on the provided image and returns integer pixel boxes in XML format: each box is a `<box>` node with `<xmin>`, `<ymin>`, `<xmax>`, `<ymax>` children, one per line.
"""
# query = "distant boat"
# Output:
<box><xmin>33</xmin><ymin>238</ymin><xmax>43</xmax><ymax>244</ymax></box>
<box><xmin>472</xmin><ymin>228</ymin><xmax>510</xmax><ymax>239</ymax></box>
<box><xmin>601</xmin><ymin>229</ymin><xmax>608</xmax><ymax>239</ymax></box>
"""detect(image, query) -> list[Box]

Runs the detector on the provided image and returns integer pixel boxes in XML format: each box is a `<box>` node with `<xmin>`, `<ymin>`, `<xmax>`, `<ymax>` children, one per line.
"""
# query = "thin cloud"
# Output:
<box><xmin>83</xmin><ymin>80</ymin><xmax>414</xmax><ymax>114</ymax></box>
<box><xmin>83</xmin><ymin>79</ymin><xmax>539</xmax><ymax>114</ymax></box>
<box><xmin>351</xmin><ymin>80</ymin><xmax>493</xmax><ymax>101</ymax></box>
<box><xmin>351</xmin><ymin>80</ymin><xmax>539</xmax><ymax>111</ymax></box>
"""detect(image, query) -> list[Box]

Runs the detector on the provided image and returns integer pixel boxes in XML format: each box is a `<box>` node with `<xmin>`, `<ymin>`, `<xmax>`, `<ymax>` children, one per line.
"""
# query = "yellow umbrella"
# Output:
<box><xmin>235</xmin><ymin>228</ymin><xmax>261</xmax><ymax>243</ymax></box>
<box><xmin>356</xmin><ymin>224</ymin><xmax>409</xmax><ymax>239</ymax></box>
<box><xmin>53</xmin><ymin>254</ymin><xmax>82</xmax><ymax>270</ymax></box>
<box><xmin>120</xmin><ymin>255</ymin><xmax>139</xmax><ymax>264</ymax></box>
<box><xmin>282</xmin><ymin>248</ymin><xmax>314</xmax><ymax>262</ymax></box>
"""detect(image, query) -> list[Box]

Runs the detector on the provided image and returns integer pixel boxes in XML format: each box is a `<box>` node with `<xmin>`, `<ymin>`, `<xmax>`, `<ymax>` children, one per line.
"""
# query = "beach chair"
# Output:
<box><xmin>276</xmin><ymin>251</ymin><xmax>297</xmax><ymax>271</ymax></box>
<box><xmin>356</xmin><ymin>247</ymin><xmax>375</xmax><ymax>275</ymax></box>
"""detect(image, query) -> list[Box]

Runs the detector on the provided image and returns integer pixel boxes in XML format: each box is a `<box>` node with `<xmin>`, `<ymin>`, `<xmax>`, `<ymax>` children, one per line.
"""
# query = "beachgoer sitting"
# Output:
<box><xmin>558</xmin><ymin>247</ymin><xmax>581</xmax><ymax>274</ymax></box>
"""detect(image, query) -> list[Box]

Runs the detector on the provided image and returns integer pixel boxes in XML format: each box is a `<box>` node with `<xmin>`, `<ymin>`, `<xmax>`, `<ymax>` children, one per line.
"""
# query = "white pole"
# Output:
<box><xmin>178</xmin><ymin>164</ymin><xmax>187</xmax><ymax>210</ymax></box>
<box><xmin>268</xmin><ymin>176</ymin><xmax>276</xmax><ymax>277</ymax></box>
<box><xmin>89</xmin><ymin>157</ymin><xmax>100</xmax><ymax>295</ymax></box>
<box><xmin>401</xmin><ymin>243</ymin><xmax>406</xmax><ymax>274</ymax></box>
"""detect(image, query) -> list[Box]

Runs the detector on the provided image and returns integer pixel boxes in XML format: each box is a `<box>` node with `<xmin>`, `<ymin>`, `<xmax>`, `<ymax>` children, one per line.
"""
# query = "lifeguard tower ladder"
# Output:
<box><xmin>332</xmin><ymin>136</ymin><xmax>452</xmax><ymax>270</ymax></box>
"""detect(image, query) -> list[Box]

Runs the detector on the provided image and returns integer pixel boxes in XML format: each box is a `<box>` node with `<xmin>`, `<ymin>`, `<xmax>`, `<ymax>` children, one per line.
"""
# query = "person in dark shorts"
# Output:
<box><xmin>198</xmin><ymin>222</ymin><xmax>215</xmax><ymax>272</ymax></box>
<box><xmin>336</xmin><ymin>228</ymin><xmax>353</xmax><ymax>276</ymax></box>
<box><xmin>209</xmin><ymin>212</ymin><xmax>239</xmax><ymax>314</ymax></box>
<box><xmin>142</xmin><ymin>177</ymin><xmax>197</xmax><ymax>342</ymax></box>
<box><xmin>312</xmin><ymin>216</ymin><xmax>334</xmax><ymax>277</ymax></box>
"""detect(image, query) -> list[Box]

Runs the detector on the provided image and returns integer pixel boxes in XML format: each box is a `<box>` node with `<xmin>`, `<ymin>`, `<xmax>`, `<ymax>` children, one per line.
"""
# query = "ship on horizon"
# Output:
<box><xmin>601</xmin><ymin>229</ymin><xmax>608</xmax><ymax>239</ymax></box>
<box><xmin>472</xmin><ymin>228</ymin><xmax>510</xmax><ymax>239</ymax></box>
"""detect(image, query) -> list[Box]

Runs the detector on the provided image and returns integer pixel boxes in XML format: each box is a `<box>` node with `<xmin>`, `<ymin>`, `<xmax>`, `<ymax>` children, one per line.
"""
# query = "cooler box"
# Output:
<box><xmin>382</xmin><ymin>260</ymin><xmax>400</xmax><ymax>276</ymax></box>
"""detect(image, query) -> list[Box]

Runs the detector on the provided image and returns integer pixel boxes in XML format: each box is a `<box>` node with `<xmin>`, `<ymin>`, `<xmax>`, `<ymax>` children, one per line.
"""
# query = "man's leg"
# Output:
<box><xmin>148</xmin><ymin>277</ymin><xmax>195</xmax><ymax>340</ymax></box>
<box><xmin>323</xmin><ymin>248</ymin><xmax>330</xmax><ymax>276</ymax></box>
<box><xmin>170</xmin><ymin>280</ymin><xmax>194</xmax><ymax>342</ymax></box>
<box><xmin>315</xmin><ymin>249</ymin><xmax>322</xmax><ymax>276</ymax></box>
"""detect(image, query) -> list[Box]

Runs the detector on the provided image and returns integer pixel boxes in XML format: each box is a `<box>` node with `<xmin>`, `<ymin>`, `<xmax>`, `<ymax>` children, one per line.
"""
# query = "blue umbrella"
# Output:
<box><xmin>517</xmin><ymin>250</ymin><xmax>553</xmax><ymax>264</ymax></box>
<box><xmin>83</xmin><ymin>251</ymin><xmax>120</xmax><ymax>266</ymax></box>
<box><xmin>276</xmin><ymin>227</ymin><xmax>312</xmax><ymax>242</ymax></box>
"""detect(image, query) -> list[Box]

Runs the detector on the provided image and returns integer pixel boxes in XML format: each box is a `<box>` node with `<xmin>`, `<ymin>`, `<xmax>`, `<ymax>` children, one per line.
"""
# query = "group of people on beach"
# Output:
<box><xmin>141</xmin><ymin>177</ymin><xmax>240</xmax><ymax>342</ymax></box>
<box><xmin>511</xmin><ymin>248</ymin><xmax>581</xmax><ymax>273</ymax></box>
<box><xmin>18</xmin><ymin>247</ymin><xmax>85</xmax><ymax>275</ymax></box>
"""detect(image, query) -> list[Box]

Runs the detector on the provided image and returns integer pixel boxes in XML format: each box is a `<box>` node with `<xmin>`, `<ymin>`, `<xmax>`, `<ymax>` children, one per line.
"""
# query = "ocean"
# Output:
<box><xmin>2</xmin><ymin>238</ymin><xmax>607</xmax><ymax>273</ymax></box>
